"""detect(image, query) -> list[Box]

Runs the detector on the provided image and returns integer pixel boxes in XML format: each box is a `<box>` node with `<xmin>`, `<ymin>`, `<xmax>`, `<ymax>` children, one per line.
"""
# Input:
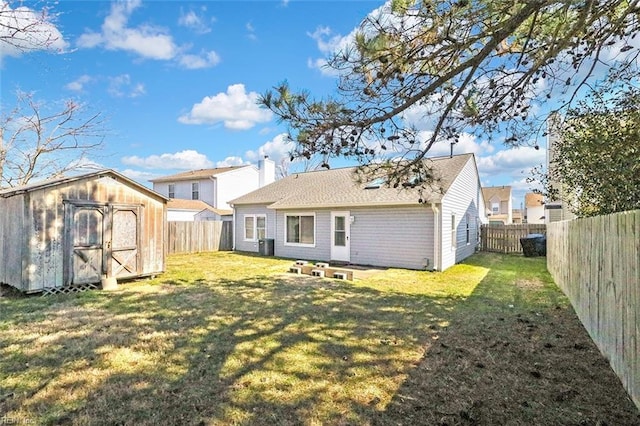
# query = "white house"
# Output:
<box><xmin>525</xmin><ymin>192</ymin><xmax>545</xmax><ymax>224</ymax></box>
<box><xmin>482</xmin><ymin>186</ymin><xmax>513</xmax><ymax>224</ymax></box>
<box><xmin>230</xmin><ymin>154</ymin><xmax>487</xmax><ymax>271</ymax></box>
<box><xmin>151</xmin><ymin>157</ymin><xmax>275</xmax><ymax>221</ymax></box>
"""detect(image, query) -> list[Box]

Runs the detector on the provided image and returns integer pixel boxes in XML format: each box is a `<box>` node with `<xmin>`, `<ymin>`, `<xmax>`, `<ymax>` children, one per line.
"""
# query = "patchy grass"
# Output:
<box><xmin>0</xmin><ymin>252</ymin><xmax>638</xmax><ymax>425</ymax></box>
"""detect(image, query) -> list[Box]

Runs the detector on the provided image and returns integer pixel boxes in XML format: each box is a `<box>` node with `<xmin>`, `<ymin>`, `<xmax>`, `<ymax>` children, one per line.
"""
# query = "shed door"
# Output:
<box><xmin>71</xmin><ymin>206</ymin><xmax>105</xmax><ymax>285</ymax></box>
<box><xmin>109</xmin><ymin>206</ymin><xmax>141</xmax><ymax>279</ymax></box>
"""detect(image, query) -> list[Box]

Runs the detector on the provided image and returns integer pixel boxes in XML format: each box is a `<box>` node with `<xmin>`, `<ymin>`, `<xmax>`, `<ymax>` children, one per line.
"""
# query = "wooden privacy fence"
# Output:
<box><xmin>167</xmin><ymin>221</ymin><xmax>233</xmax><ymax>254</ymax></box>
<box><xmin>547</xmin><ymin>210</ymin><xmax>639</xmax><ymax>410</ymax></box>
<box><xmin>480</xmin><ymin>224</ymin><xmax>546</xmax><ymax>253</ymax></box>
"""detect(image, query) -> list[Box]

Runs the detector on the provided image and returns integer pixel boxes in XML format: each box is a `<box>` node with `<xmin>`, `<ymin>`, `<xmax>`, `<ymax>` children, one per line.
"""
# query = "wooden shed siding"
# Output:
<box><xmin>0</xmin><ymin>194</ymin><xmax>26</xmax><ymax>290</ymax></box>
<box><xmin>0</xmin><ymin>174</ymin><xmax>166</xmax><ymax>292</ymax></box>
<box><xmin>233</xmin><ymin>205</ymin><xmax>275</xmax><ymax>253</ymax></box>
<box><xmin>275</xmin><ymin>210</ymin><xmax>331</xmax><ymax>261</ymax></box>
<box><xmin>350</xmin><ymin>206</ymin><xmax>434</xmax><ymax>270</ymax></box>
<box><xmin>441</xmin><ymin>157</ymin><xmax>482</xmax><ymax>270</ymax></box>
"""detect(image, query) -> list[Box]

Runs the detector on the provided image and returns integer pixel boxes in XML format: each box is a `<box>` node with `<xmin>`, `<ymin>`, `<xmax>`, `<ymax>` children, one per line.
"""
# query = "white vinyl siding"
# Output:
<box><xmin>440</xmin><ymin>156</ymin><xmax>482</xmax><ymax>270</ymax></box>
<box><xmin>234</xmin><ymin>206</ymin><xmax>274</xmax><ymax>252</ymax></box>
<box><xmin>349</xmin><ymin>206</ymin><xmax>435</xmax><ymax>270</ymax></box>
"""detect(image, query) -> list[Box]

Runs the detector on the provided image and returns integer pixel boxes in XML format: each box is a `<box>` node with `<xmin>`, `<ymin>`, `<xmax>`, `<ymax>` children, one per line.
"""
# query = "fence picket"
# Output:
<box><xmin>547</xmin><ymin>210</ymin><xmax>640</xmax><ymax>410</ymax></box>
<box><xmin>167</xmin><ymin>221</ymin><xmax>233</xmax><ymax>254</ymax></box>
<box><xmin>480</xmin><ymin>224</ymin><xmax>546</xmax><ymax>254</ymax></box>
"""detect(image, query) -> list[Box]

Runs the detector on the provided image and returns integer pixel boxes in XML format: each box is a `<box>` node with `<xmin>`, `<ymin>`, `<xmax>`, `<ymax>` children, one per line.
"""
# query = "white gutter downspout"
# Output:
<box><xmin>431</xmin><ymin>202</ymin><xmax>440</xmax><ymax>271</ymax></box>
<box><xmin>231</xmin><ymin>204</ymin><xmax>236</xmax><ymax>251</ymax></box>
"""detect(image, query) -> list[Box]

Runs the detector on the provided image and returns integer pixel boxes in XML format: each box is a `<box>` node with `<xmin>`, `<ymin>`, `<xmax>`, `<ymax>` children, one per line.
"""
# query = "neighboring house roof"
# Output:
<box><xmin>481</xmin><ymin>186</ymin><xmax>512</xmax><ymax>205</ymax></box>
<box><xmin>525</xmin><ymin>192</ymin><xmax>544</xmax><ymax>207</ymax></box>
<box><xmin>230</xmin><ymin>154</ymin><xmax>474</xmax><ymax>209</ymax></box>
<box><xmin>0</xmin><ymin>169</ymin><xmax>168</xmax><ymax>202</ymax></box>
<box><xmin>167</xmin><ymin>198</ymin><xmax>232</xmax><ymax>216</ymax></box>
<box><xmin>149</xmin><ymin>166</ymin><xmax>246</xmax><ymax>183</ymax></box>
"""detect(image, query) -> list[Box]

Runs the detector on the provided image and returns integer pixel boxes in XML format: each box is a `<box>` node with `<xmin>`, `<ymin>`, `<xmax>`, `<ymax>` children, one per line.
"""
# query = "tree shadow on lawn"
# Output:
<box><xmin>376</xmin><ymin>254</ymin><xmax>640</xmax><ymax>426</ymax></box>
<box><xmin>1</xmin><ymin>254</ymin><xmax>638</xmax><ymax>425</ymax></box>
<box><xmin>0</xmin><ymin>273</ymin><xmax>456</xmax><ymax>425</ymax></box>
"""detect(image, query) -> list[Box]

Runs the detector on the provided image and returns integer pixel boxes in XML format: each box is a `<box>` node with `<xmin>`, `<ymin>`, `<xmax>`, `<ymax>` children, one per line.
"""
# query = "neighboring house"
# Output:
<box><xmin>482</xmin><ymin>186</ymin><xmax>513</xmax><ymax>224</ymax></box>
<box><xmin>230</xmin><ymin>153</ymin><xmax>486</xmax><ymax>272</ymax></box>
<box><xmin>545</xmin><ymin>113</ymin><xmax>576</xmax><ymax>223</ymax></box>
<box><xmin>512</xmin><ymin>209</ymin><xmax>523</xmax><ymax>224</ymax></box>
<box><xmin>525</xmin><ymin>192</ymin><xmax>545</xmax><ymax>224</ymax></box>
<box><xmin>166</xmin><ymin>199</ymin><xmax>232</xmax><ymax>222</ymax></box>
<box><xmin>150</xmin><ymin>157</ymin><xmax>275</xmax><ymax>220</ymax></box>
<box><xmin>0</xmin><ymin>170</ymin><xmax>167</xmax><ymax>293</ymax></box>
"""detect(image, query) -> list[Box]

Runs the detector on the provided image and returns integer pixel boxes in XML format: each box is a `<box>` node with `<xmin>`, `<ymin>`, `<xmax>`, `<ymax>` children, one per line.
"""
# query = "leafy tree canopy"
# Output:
<box><xmin>261</xmin><ymin>0</ymin><xmax>640</xmax><ymax>193</ymax></box>
<box><xmin>544</xmin><ymin>86</ymin><xmax>640</xmax><ymax>217</ymax></box>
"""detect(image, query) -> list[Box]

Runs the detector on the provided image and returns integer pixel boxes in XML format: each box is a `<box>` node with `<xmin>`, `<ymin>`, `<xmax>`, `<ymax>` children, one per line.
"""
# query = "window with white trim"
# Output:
<box><xmin>168</xmin><ymin>184</ymin><xmax>175</xmax><ymax>199</ymax></box>
<box><xmin>192</xmin><ymin>182</ymin><xmax>199</xmax><ymax>200</ymax></box>
<box><xmin>285</xmin><ymin>214</ymin><xmax>315</xmax><ymax>246</ymax></box>
<box><xmin>244</xmin><ymin>215</ymin><xmax>266</xmax><ymax>241</ymax></box>
<box><xmin>466</xmin><ymin>214</ymin><xmax>471</xmax><ymax>244</ymax></box>
<box><xmin>451</xmin><ymin>214</ymin><xmax>457</xmax><ymax>249</ymax></box>
<box><xmin>491</xmin><ymin>202</ymin><xmax>499</xmax><ymax>214</ymax></box>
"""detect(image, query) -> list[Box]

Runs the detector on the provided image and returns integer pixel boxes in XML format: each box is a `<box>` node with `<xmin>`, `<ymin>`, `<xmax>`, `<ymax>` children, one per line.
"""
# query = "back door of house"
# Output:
<box><xmin>331</xmin><ymin>211</ymin><xmax>350</xmax><ymax>262</ymax></box>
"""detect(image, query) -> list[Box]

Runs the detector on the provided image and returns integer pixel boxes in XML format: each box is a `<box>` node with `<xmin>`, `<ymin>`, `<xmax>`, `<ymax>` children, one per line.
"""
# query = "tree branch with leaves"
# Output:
<box><xmin>261</xmin><ymin>0</ymin><xmax>640</xmax><ymax>189</ymax></box>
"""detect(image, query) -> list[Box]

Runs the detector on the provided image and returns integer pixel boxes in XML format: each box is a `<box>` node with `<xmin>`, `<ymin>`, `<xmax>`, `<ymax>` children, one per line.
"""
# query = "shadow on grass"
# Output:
<box><xmin>0</xmin><ymin>252</ymin><xmax>638</xmax><ymax>425</ymax></box>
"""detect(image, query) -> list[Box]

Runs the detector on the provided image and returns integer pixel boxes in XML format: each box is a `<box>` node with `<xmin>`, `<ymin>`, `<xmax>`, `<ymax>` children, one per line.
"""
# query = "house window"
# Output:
<box><xmin>451</xmin><ymin>214</ymin><xmax>457</xmax><ymax>249</ymax></box>
<box><xmin>466</xmin><ymin>214</ymin><xmax>471</xmax><ymax>245</ymax></box>
<box><xmin>491</xmin><ymin>202</ymin><xmax>499</xmax><ymax>214</ymax></box>
<box><xmin>168</xmin><ymin>184</ymin><xmax>175</xmax><ymax>199</ymax></box>
<box><xmin>285</xmin><ymin>214</ymin><xmax>315</xmax><ymax>246</ymax></box>
<box><xmin>192</xmin><ymin>182</ymin><xmax>199</xmax><ymax>200</ymax></box>
<box><xmin>244</xmin><ymin>215</ymin><xmax>266</xmax><ymax>241</ymax></box>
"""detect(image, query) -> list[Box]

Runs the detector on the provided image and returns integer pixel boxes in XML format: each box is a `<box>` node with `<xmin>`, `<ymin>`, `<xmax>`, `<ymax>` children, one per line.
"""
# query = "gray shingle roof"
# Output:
<box><xmin>167</xmin><ymin>198</ymin><xmax>232</xmax><ymax>215</ymax></box>
<box><xmin>149</xmin><ymin>166</ymin><xmax>246</xmax><ymax>183</ymax></box>
<box><xmin>230</xmin><ymin>154</ymin><xmax>474</xmax><ymax>209</ymax></box>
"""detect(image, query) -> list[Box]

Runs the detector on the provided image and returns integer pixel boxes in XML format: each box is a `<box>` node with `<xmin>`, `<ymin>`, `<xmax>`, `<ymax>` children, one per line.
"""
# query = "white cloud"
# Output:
<box><xmin>178</xmin><ymin>50</ymin><xmax>220</xmax><ymax>69</ymax></box>
<box><xmin>0</xmin><ymin>1</ymin><xmax>68</xmax><ymax>61</ymax></box>
<box><xmin>77</xmin><ymin>0</ymin><xmax>178</xmax><ymax>60</ymax></box>
<box><xmin>178</xmin><ymin>84</ymin><xmax>273</xmax><ymax>129</ymax></box>
<box><xmin>245</xmin><ymin>133</ymin><xmax>295</xmax><ymax>164</ymax></box>
<box><xmin>121</xmin><ymin>149</ymin><xmax>213</xmax><ymax>170</ymax></box>
<box><xmin>108</xmin><ymin>74</ymin><xmax>145</xmax><ymax>98</ymax></box>
<box><xmin>421</xmin><ymin>132</ymin><xmax>495</xmax><ymax>157</ymax></box>
<box><xmin>118</xmin><ymin>168</ymin><xmax>157</xmax><ymax>185</ymax></box>
<box><xmin>476</xmin><ymin>146</ymin><xmax>546</xmax><ymax>177</ymax></box>
<box><xmin>65</xmin><ymin>74</ymin><xmax>93</xmax><ymax>92</ymax></box>
<box><xmin>307</xmin><ymin>25</ymin><xmax>356</xmax><ymax>76</ymax></box>
<box><xmin>246</xmin><ymin>22</ymin><xmax>257</xmax><ymax>41</ymax></box>
<box><xmin>216</xmin><ymin>156</ymin><xmax>249</xmax><ymax>167</ymax></box>
<box><xmin>178</xmin><ymin>8</ymin><xmax>213</xmax><ymax>34</ymax></box>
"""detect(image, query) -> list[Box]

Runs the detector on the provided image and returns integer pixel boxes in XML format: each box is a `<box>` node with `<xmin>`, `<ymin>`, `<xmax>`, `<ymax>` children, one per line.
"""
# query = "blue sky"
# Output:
<box><xmin>1</xmin><ymin>0</ymin><xmax>547</xmax><ymax>209</ymax></box>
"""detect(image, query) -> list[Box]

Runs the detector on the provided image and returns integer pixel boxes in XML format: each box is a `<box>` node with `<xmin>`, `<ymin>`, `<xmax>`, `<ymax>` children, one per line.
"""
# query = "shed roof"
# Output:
<box><xmin>0</xmin><ymin>169</ymin><xmax>168</xmax><ymax>202</ymax></box>
<box><xmin>149</xmin><ymin>166</ymin><xmax>248</xmax><ymax>183</ymax></box>
<box><xmin>167</xmin><ymin>198</ymin><xmax>232</xmax><ymax>216</ymax></box>
<box><xmin>230</xmin><ymin>154</ymin><xmax>474</xmax><ymax>209</ymax></box>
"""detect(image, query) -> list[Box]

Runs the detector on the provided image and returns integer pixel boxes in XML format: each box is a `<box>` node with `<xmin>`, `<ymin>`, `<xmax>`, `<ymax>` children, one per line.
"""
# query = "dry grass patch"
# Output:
<box><xmin>0</xmin><ymin>251</ymin><xmax>638</xmax><ymax>425</ymax></box>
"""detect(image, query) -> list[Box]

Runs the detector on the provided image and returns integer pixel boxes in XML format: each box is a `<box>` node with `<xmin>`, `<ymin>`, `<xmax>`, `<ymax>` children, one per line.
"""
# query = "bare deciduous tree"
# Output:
<box><xmin>0</xmin><ymin>91</ymin><xmax>105</xmax><ymax>188</ymax></box>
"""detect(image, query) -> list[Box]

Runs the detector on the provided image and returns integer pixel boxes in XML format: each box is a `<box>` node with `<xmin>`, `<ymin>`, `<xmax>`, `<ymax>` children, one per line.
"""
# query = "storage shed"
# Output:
<box><xmin>0</xmin><ymin>170</ymin><xmax>167</xmax><ymax>293</ymax></box>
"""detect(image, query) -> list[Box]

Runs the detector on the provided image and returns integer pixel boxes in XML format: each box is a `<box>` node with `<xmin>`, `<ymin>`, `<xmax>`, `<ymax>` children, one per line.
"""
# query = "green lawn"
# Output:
<box><xmin>0</xmin><ymin>252</ymin><xmax>638</xmax><ymax>425</ymax></box>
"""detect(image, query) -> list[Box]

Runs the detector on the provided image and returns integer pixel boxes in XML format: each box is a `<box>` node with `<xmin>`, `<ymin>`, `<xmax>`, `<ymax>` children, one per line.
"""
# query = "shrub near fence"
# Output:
<box><xmin>167</xmin><ymin>221</ymin><xmax>233</xmax><ymax>254</ymax></box>
<box><xmin>547</xmin><ymin>210</ymin><xmax>640</xmax><ymax>410</ymax></box>
<box><xmin>480</xmin><ymin>224</ymin><xmax>547</xmax><ymax>254</ymax></box>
